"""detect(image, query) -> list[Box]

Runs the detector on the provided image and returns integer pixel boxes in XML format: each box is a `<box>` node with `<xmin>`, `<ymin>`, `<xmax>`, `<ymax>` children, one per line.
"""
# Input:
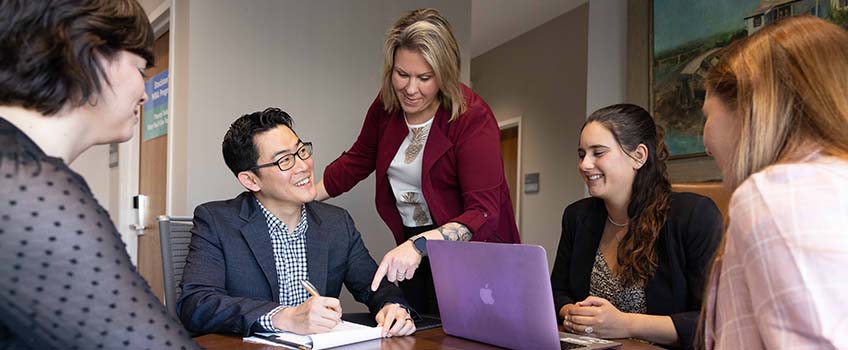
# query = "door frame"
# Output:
<box><xmin>498</xmin><ymin>116</ymin><xmax>522</xmax><ymax>233</ymax></box>
<box><xmin>116</xmin><ymin>1</ymin><xmax>171</xmax><ymax>264</ymax></box>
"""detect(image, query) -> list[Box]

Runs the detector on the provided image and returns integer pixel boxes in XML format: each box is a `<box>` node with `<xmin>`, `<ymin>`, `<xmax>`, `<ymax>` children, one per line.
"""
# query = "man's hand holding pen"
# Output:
<box><xmin>271</xmin><ymin>280</ymin><xmax>343</xmax><ymax>334</ymax></box>
<box><xmin>273</xmin><ymin>280</ymin><xmax>415</xmax><ymax>337</ymax></box>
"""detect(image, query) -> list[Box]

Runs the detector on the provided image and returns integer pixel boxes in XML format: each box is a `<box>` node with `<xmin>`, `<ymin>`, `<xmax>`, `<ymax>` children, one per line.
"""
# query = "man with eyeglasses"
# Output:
<box><xmin>177</xmin><ymin>107</ymin><xmax>416</xmax><ymax>338</ymax></box>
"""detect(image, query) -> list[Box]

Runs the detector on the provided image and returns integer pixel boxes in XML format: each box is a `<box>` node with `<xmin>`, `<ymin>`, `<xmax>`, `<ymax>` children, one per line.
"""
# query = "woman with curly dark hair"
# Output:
<box><xmin>551</xmin><ymin>104</ymin><xmax>722</xmax><ymax>349</ymax></box>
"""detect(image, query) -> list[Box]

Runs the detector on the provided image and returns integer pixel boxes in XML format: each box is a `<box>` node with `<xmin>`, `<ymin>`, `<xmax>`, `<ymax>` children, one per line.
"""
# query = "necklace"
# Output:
<box><xmin>607</xmin><ymin>215</ymin><xmax>629</xmax><ymax>227</ymax></box>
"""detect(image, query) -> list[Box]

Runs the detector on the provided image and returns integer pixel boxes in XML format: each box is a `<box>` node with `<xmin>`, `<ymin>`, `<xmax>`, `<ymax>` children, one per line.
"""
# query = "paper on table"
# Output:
<box><xmin>244</xmin><ymin>321</ymin><xmax>382</xmax><ymax>349</ymax></box>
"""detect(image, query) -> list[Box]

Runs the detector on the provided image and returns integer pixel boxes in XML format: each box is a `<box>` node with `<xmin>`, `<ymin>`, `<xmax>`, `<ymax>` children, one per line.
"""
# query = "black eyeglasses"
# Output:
<box><xmin>251</xmin><ymin>142</ymin><xmax>313</xmax><ymax>172</ymax></box>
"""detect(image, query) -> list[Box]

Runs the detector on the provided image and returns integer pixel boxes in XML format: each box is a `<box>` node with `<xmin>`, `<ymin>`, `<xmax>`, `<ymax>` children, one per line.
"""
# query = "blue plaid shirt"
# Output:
<box><xmin>255</xmin><ymin>199</ymin><xmax>310</xmax><ymax>331</ymax></box>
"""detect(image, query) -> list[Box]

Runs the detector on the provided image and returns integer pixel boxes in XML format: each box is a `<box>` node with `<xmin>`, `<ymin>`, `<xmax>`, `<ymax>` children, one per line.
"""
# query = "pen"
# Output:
<box><xmin>301</xmin><ymin>280</ymin><xmax>320</xmax><ymax>298</ymax></box>
<box><xmin>301</xmin><ymin>280</ymin><xmax>343</xmax><ymax>323</ymax></box>
<box><xmin>252</xmin><ymin>333</ymin><xmax>310</xmax><ymax>350</ymax></box>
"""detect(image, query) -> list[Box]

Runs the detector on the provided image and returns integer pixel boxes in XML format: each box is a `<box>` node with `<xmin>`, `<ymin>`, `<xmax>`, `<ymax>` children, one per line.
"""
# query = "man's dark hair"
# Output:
<box><xmin>222</xmin><ymin>107</ymin><xmax>296</xmax><ymax>176</ymax></box>
<box><xmin>0</xmin><ymin>0</ymin><xmax>155</xmax><ymax>116</ymax></box>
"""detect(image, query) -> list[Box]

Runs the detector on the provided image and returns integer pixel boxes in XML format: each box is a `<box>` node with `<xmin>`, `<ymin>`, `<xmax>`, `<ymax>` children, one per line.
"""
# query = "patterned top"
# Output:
<box><xmin>703</xmin><ymin>153</ymin><xmax>848</xmax><ymax>349</ymax></box>
<box><xmin>387</xmin><ymin>116</ymin><xmax>434</xmax><ymax>227</ymax></box>
<box><xmin>0</xmin><ymin>117</ymin><xmax>200</xmax><ymax>349</ymax></box>
<box><xmin>589</xmin><ymin>250</ymin><xmax>647</xmax><ymax>314</ymax></box>
<box><xmin>255</xmin><ymin>200</ymin><xmax>310</xmax><ymax>332</ymax></box>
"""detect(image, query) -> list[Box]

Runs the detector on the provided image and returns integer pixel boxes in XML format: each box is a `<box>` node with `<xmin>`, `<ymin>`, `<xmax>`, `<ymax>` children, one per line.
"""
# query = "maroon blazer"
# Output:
<box><xmin>323</xmin><ymin>84</ymin><xmax>520</xmax><ymax>245</ymax></box>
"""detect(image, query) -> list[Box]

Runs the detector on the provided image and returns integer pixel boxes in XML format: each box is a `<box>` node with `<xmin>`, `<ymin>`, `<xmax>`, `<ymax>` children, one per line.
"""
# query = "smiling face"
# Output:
<box><xmin>578</xmin><ymin>122</ymin><xmax>641</xmax><ymax>204</ymax></box>
<box><xmin>82</xmin><ymin>50</ymin><xmax>149</xmax><ymax>144</ymax></box>
<box><xmin>249</xmin><ymin>125</ymin><xmax>316</xmax><ymax>211</ymax></box>
<box><xmin>391</xmin><ymin>48</ymin><xmax>440</xmax><ymax>123</ymax></box>
<box><xmin>703</xmin><ymin>91</ymin><xmax>740</xmax><ymax>185</ymax></box>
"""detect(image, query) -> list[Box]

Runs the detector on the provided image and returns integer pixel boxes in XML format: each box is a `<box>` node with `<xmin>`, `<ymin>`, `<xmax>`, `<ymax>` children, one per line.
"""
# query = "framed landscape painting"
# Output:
<box><xmin>652</xmin><ymin>0</ymin><xmax>848</xmax><ymax>158</ymax></box>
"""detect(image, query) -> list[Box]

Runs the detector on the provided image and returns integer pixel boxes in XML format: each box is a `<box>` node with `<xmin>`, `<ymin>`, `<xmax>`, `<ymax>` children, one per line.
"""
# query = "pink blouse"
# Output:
<box><xmin>703</xmin><ymin>153</ymin><xmax>848</xmax><ymax>349</ymax></box>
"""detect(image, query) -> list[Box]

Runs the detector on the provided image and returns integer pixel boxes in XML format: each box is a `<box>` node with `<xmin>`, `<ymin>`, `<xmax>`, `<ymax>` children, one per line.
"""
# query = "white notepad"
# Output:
<box><xmin>244</xmin><ymin>321</ymin><xmax>382</xmax><ymax>349</ymax></box>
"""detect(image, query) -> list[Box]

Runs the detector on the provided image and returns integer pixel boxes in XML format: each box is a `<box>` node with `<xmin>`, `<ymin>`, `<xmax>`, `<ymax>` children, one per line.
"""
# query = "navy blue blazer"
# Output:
<box><xmin>177</xmin><ymin>192</ymin><xmax>408</xmax><ymax>335</ymax></box>
<box><xmin>551</xmin><ymin>192</ymin><xmax>723</xmax><ymax>350</ymax></box>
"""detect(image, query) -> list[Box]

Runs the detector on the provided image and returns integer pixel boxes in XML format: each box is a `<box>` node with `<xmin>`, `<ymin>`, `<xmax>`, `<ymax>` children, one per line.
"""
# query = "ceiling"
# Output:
<box><xmin>471</xmin><ymin>0</ymin><xmax>587</xmax><ymax>57</ymax></box>
<box><xmin>137</xmin><ymin>0</ymin><xmax>589</xmax><ymax>59</ymax></box>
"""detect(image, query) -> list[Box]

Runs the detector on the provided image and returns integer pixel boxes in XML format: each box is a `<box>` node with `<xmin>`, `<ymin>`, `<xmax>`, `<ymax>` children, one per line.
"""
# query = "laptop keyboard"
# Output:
<box><xmin>561</xmin><ymin>341</ymin><xmax>589</xmax><ymax>349</ymax></box>
<box><xmin>560</xmin><ymin>333</ymin><xmax>616</xmax><ymax>349</ymax></box>
<box><xmin>413</xmin><ymin>315</ymin><xmax>442</xmax><ymax>331</ymax></box>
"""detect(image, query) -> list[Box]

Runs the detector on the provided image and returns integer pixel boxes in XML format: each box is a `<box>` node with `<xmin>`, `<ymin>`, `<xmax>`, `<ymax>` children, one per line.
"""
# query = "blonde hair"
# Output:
<box><xmin>380</xmin><ymin>8</ymin><xmax>466</xmax><ymax>120</ymax></box>
<box><xmin>704</xmin><ymin>15</ymin><xmax>848</xmax><ymax>189</ymax></box>
<box><xmin>698</xmin><ymin>16</ymin><xmax>848</xmax><ymax>348</ymax></box>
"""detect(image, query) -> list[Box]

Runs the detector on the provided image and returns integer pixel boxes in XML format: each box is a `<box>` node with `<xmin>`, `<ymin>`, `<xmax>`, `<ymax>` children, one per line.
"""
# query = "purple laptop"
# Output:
<box><xmin>428</xmin><ymin>240</ymin><xmax>620</xmax><ymax>350</ymax></box>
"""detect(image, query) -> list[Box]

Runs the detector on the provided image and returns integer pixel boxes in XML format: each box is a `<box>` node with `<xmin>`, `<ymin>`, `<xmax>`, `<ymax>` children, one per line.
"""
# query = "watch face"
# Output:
<box><xmin>414</xmin><ymin>237</ymin><xmax>427</xmax><ymax>254</ymax></box>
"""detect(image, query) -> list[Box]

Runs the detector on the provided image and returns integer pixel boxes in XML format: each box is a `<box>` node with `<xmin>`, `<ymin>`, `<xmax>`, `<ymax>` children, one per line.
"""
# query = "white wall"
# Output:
<box><xmin>586</xmin><ymin>0</ymin><xmax>627</xmax><ymax>115</ymax></box>
<box><xmin>169</xmin><ymin>0</ymin><xmax>471</xmax><ymax>312</ymax></box>
<box><xmin>69</xmin><ymin>144</ymin><xmax>112</xmax><ymax>212</ymax></box>
<box><xmin>586</xmin><ymin>0</ymin><xmax>628</xmax><ymax>195</ymax></box>
<box><xmin>470</xmin><ymin>0</ymin><xmax>629</xmax><ymax>269</ymax></box>
<box><xmin>471</xmin><ymin>4</ymin><xmax>589</xmax><ymax>269</ymax></box>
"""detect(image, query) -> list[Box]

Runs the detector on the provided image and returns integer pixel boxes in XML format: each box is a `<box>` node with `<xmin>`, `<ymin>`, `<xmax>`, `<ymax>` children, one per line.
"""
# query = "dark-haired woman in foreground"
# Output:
<box><xmin>0</xmin><ymin>0</ymin><xmax>199</xmax><ymax>348</ymax></box>
<box><xmin>551</xmin><ymin>104</ymin><xmax>722</xmax><ymax>349</ymax></box>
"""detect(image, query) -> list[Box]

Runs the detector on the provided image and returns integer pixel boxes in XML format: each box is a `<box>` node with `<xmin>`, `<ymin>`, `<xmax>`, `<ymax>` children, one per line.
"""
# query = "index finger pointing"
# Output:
<box><xmin>371</xmin><ymin>260</ymin><xmax>389</xmax><ymax>291</ymax></box>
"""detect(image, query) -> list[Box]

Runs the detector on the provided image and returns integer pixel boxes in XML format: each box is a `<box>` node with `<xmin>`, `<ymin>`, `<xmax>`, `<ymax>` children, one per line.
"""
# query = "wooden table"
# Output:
<box><xmin>194</xmin><ymin>328</ymin><xmax>665</xmax><ymax>350</ymax></box>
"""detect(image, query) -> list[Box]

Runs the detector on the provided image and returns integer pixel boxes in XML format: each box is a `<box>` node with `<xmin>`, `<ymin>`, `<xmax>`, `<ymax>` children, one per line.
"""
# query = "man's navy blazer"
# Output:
<box><xmin>177</xmin><ymin>192</ymin><xmax>408</xmax><ymax>335</ymax></box>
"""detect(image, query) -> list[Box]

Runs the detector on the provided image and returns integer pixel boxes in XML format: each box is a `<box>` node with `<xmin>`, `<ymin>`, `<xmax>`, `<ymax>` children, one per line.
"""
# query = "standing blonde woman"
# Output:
<box><xmin>315</xmin><ymin>8</ymin><xmax>519</xmax><ymax>316</ymax></box>
<box><xmin>702</xmin><ymin>15</ymin><xmax>848</xmax><ymax>349</ymax></box>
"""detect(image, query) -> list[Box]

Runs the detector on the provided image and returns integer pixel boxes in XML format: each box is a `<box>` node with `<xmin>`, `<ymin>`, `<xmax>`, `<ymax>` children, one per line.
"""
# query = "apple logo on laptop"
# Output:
<box><xmin>480</xmin><ymin>284</ymin><xmax>495</xmax><ymax>305</ymax></box>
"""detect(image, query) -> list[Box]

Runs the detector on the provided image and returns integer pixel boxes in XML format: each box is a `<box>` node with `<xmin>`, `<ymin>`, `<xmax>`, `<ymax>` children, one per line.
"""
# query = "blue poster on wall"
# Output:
<box><xmin>143</xmin><ymin>70</ymin><xmax>169</xmax><ymax>141</ymax></box>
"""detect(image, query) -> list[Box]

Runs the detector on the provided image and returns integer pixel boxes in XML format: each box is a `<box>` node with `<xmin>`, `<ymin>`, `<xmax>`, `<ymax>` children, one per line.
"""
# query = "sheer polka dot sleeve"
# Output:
<box><xmin>0</xmin><ymin>127</ymin><xmax>200</xmax><ymax>349</ymax></box>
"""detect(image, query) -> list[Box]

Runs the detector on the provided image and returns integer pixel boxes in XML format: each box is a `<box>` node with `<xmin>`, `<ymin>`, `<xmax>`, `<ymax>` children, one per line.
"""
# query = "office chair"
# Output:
<box><xmin>158</xmin><ymin>215</ymin><xmax>194</xmax><ymax>318</ymax></box>
<box><xmin>671</xmin><ymin>181</ymin><xmax>731</xmax><ymax>223</ymax></box>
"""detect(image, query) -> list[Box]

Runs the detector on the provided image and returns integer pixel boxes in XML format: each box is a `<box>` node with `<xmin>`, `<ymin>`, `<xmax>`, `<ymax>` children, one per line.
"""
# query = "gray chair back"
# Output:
<box><xmin>158</xmin><ymin>215</ymin><xmax>193</xmax><ymax>318</ymax></box>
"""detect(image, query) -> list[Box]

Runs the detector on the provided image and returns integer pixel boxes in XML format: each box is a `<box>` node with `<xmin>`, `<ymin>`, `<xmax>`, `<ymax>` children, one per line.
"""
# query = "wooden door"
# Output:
<box><xmin>137</xmin><ymin>31</ymin><xmax>169</xmax><ymax>301</ymax></box>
